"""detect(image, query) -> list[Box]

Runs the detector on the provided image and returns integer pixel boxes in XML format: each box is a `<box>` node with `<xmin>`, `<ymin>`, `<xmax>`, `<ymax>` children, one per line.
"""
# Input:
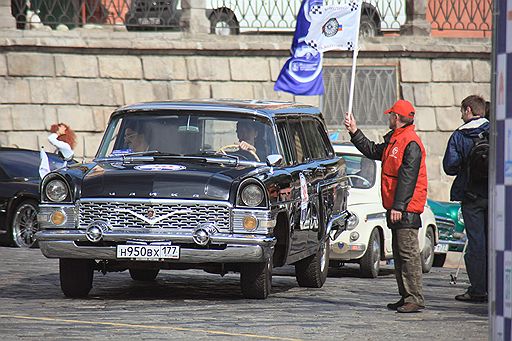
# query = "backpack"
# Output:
<box><xmin>465</xmin><ymin>131</ymin><xmax>489</xmax><ymax>188</ymax></box>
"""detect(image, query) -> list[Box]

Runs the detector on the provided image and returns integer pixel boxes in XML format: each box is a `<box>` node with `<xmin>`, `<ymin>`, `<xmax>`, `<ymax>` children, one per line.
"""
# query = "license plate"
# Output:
<box><xmin>434</xmin><ymin>244</ymin><xmax>449</xmax><ymax>253</ymax></box>
<box><xmin>117</xmin><ymin>245</ymin><xmax>180</xmax><ymax>260</ymax></box>
<box><xmin>138</xmin><ymin>17</ymin><xmax>161</xmax><ymax>25</ymax></box>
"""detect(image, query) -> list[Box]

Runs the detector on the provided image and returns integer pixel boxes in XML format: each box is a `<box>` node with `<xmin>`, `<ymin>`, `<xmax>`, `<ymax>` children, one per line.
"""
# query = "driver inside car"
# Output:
<box><xmin>236</xmin><ymin>120</ymin><xmax>258</xmax><ymax>155</ymax></box>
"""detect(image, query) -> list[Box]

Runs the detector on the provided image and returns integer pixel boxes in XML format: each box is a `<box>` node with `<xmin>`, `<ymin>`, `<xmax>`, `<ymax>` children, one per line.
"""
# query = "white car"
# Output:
<box><xmin>330</xmin><ymin>143</ymin><xmax>438</xmax><ymax>278</ymax></box>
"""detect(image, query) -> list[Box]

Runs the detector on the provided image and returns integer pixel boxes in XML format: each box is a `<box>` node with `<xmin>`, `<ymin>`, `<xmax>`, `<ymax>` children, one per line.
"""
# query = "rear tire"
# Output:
<box><xmin>433</xmin><ymin>253</ymin><xmax>447</xmax><ymax>267</ymax></box>
<box><xmin>60</xmin><ymin>259</ymin><xmax>94</xmax><ymax>298</ymax></box>
<box><xmin>421</xmin><ymin>227</ymin><xmax>435</xmax><ymax>273</ymax></box>
<box><xmin>240</xmin><ymin>258</ymin><xmax>272</xmax><ymax>299</ymax></box>
<box><xmin>359</xmin><ymin>228</ymin><xmax>381</xmax><ymax>278</ymax></box>
<box><xmin>129</xmin><ymin>268</ymin><xmax>160</xmax><ymax>281</ymax></box>
<box><xmin>9</xmin><ymin>199</ymin><xmax>39</xmax><ymax>248</ymax></box>
<box><xmin>295</xmin><ymin>238</ymin><xmax>329</xmax><ymax>288</ymax></box>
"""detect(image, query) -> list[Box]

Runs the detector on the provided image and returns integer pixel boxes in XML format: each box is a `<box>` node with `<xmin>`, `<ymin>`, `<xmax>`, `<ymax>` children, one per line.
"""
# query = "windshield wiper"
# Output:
<box><xmin>94</xmin><ymin>150</ymin><xmax>161</xmax><ymax>163</ymax></box>
<box><xmin>185</xmin><ymin>151</ymin><xmax>239</xmax><ymax>165</ymax></box>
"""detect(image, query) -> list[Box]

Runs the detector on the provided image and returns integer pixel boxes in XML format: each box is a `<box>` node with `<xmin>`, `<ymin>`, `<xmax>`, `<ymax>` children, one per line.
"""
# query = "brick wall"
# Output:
<box><xmin>0</xmin><ymin>30</ymin><xmax>491</xmax><ymax>200</ymax></box>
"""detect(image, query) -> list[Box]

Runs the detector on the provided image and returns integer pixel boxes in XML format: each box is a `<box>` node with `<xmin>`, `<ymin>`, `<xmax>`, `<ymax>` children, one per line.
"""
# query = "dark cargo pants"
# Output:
<box><xmin>391</xmin><ymin>228</ymin><xmax>425</xmax><ymax>306</ymax></box>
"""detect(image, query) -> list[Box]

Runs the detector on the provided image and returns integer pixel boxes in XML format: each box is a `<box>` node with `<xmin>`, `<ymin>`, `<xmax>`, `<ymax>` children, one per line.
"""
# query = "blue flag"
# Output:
<box><xmin>274</xmin><ymin>0</ymin><xmax>324</xmax><ymax>96</ymax></box>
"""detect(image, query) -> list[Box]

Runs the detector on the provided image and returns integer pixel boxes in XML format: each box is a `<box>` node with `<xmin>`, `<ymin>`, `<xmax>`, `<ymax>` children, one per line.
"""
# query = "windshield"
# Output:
<box><xmin>338</xmin><ymin>153</ymin><xmax>376</xmax><ymax>189</ymax></box>
<box><xmin>98</xmin><ymin>111</ymin><xmax>279</xmax><ymax>162</ymax></box>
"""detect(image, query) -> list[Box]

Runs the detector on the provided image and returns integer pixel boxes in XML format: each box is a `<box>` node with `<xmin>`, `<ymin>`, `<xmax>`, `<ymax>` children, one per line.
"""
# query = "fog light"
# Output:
<box><xmin>243</xmin><ymin>216</ymin><xmax>258</xmax><ymax>231</ymax></box>
<box><xmin>350</xmin><ymin>231</ymin><xmax>360</xmax><ymax>241</ymax></box>
<box><xmin>50</xmin><ymin>210</ymin><xmax>66</xmax><ymax>226</ymax></box>
<box><xmin>193</xmin><ymin>223</ymin><xmax>217</xmax><ymax>246</ymax></box>
<box><xmin>85</xmin><ymin>220</ymin><xmax>110</xmax><ymax>243</ymax></box>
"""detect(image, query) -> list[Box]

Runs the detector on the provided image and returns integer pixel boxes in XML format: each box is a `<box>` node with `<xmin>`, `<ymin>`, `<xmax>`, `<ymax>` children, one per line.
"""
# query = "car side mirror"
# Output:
<box><xmin>266</xmin><ymin>154</ymin><xmax>283</xmax><ymax>167</ymax></box>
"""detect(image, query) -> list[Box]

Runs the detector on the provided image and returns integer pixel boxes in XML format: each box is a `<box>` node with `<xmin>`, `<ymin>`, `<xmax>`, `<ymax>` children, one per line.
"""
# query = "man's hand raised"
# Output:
<box><xmin>344</xmin><ymin>112</ymin><xmax>357</xmax><ymax>134</ymax></box>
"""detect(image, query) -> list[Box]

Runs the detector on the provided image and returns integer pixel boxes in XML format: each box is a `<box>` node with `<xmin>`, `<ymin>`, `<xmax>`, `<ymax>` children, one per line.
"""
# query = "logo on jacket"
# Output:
<box><xmin>390</xmin><ymin>147</ymin><xmax>399</xmax><ymax>159</ymax></box>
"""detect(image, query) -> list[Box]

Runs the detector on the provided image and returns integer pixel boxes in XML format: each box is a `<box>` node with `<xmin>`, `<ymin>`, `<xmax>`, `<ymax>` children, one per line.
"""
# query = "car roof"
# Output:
<box><xmin>113</xmin><ymin>99</ymin><xmax>322</xmax><ymax>119</ymax></box>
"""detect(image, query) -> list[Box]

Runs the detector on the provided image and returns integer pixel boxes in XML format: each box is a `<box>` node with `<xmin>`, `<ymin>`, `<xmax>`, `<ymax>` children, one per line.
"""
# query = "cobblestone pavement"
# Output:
<box><xmin>0</xmin><ymin>247</ymin><xmax>487</xmax><ymax>340</ymax></box>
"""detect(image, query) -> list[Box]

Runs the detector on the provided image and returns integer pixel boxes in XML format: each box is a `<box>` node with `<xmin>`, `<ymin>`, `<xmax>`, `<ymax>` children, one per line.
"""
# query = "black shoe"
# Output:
<box><xmin>387</xmin><ymin>300</ymin><xmax>405</xmax><ymax>310</ymax></box>
<box><xmin>397</xmin><ymin>303</ymin><xmax>425</xmax><ymax>313</ymax></box>
<box><xmin>455</xmin><ymin>291</ymin><xmax>488</xmax><ymax>303</ymax></box>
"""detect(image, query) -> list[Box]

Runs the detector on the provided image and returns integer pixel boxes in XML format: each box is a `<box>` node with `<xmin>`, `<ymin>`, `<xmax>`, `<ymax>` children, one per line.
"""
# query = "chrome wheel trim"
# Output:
<box><xmin>12</xmin><ymin>203</ymin><xmax>38</xmax><ymax>248</ymax></box>
<box><xmin>372</xmin><ymin>236</ymin><xmax>381</xmax><ymax>273</ymax></box>
<box><xmin>320</xmin><ymin>239</ymin><xmax>328</xmax><ymax>273</ymax></box>
<box><xmin>424</xmin><ymin>233</ymin><xmax>434</xmax><ymax>265</ymax></box>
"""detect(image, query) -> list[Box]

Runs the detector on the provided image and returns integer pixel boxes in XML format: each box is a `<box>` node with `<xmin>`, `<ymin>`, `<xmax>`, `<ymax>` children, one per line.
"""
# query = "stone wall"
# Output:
<box><xmin>0</xmin><ymin>30</ymin><xmax>491</xmax><ymax>201</ymax></box>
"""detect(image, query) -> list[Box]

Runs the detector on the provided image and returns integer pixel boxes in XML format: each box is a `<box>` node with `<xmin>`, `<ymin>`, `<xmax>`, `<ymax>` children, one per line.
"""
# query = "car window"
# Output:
<box><xmin>338</xmin><ymin>153</ymin><xmax>376</xmax><ymax>189</ymax></box>
<box><xmin>0</xmin><ymin>150</ymin><xmax>64</xmax><ymax>179</ymax></box>
<box><xmin>276</xmin><ymin>120</ymin><xmax>295</xmax><ymax>166</ymax></box>
<box><xmin>99</xmin><ymin>112</ymin><xmax>279</xmax><ymax>162</ymax></box>
<box><xmin>301</xmin><ymin>119</ymin><xmax>328</xmax><ymax>160</ymax></box>
<box><xmin>287</xmin><ymin>119</ymin><xmax>309</xmax><ymax>164</ymax></box>
<box><xmin>315</xmin><ymin>120</ymin><xmax>334</xmax><ymax>157</ymax></box>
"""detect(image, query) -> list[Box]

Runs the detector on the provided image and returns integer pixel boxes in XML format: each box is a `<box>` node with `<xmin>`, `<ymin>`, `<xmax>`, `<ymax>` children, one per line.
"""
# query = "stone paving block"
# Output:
<box><xmin>123</xmin><ymin>81</ymin><xmax>158</xmax><ymax>103</ymax></box>
<box><xmin>43</xmin><ymin>106</ymin><xmax>58</xmax><ymax>129</ymax></box>
<box><xmin>98</xmin><ymin>56</ymin><xmax>142</xmax><ymax>79</ymax></box>
<box><xmin>427</xmin><ymin>155</ymin><xmax>443</xmax><ymax>183</ymax></box>
<box><xmin>187</xmin><ymin>57</ymin><xmax>230</xmax><ymax>81</ymax></box>
<box><xmin>12</xmin><ymin>105</ymin><xmax>45</xmax><ymax>130</ymax></box>
<box><xmin>55</xmin><ymin>54</ymin><xmax>99</xmax><ymax>78</ymax></box>
<box><xmin>6</xmin><ymin>131</ymin><xmax>38</xmax><ymax>149</ymax></box>
<box><xmin>400</xmin><ymin>59</ymin><xmax>431</xmax><ymax>82</ymax></box>
<box><xmin>253</xmin><ymin>83</ymin><xmax>293</xmax><ymax>101</ymax></box>
<box><xmin>142</xmin><ymin>56</ymin><xmax>187</xmax><ymax>81</ymax></box>
<box><xmin>152</xmin><ymin>82</ymin><xmax>170</xmax><ymax>101</ymax></box>
<box><xmin>436</xmin><ymin>107</ymin><xmax>462</xmax><ymax>131</ymax></box>
<box><xmin>0</xmin><ymin>78</ymin><xmax>30</xmax><ymax>103</ymax></box>
<box><xmin>230</xmin><ymin>58</ymin><xmax>270</xmax><ymax>81</ymax></box>
<box><xmin>57</xmin><ymin>106</ymin><xmax>96</xmax><ymax>132</ymax></box>
<box><xmin>7</xmin><ymin>53</ymin><xmax>55</xmax><ymax>77</ymax></box>
<box><xmin>29</xmin><ymin>78</ymin><xmax>79</xmax><ymax>104</ymax></box>
<box><xmin>414</xmin><ymin>107</ymin><xmax>437</xmax><ymax>131</ymax></box>
<box><xmin>211</xmin><ymin>82</ymin><xmax>253</xmax><ymax>99</ymax></box>
<box><xmin>269</xmin><ymin>58</ymin><xmax>283</xmax><ymax>82</ymax></box>
<box><xmin>412</xmin><ymin>83</ymin><xmax>432</xmax><ymax>106</ymax></box>
<box><xmin>430</xmin><ymin>83</ymin><xmax>455</xmax><ymax>106</ymax></box>
<box><xmin>169</xmin><ymin>82</ymin><xmax>211</xmax><ymax>99</ymax></box>
<box><xmin>0</xmin><ymin>106</ymin><xmax>12</xmax><ymax>131</ymax></box>
<box><xmin>453</xmin><ymin>83</ymin><xmax>491</xmax><ymax>103</ymax></box>
<box><xmin>81</xmin><ymin>133</ymin><xmax>104</xmax><ymax>158</ymax></box>
<box><xmin>78</xmin><ymin>80</ymin><xmax>123</xmax><ymax>106</ymax></box>
<box><xmin>420</xmin><ymin>131</ymin><xmax>451</xmax><ymax>156</ymax></box>
<box><xmin>428</xmin><ymin>179</ymin><xmax>452</xmax><ymax>202</ymax></box>
<box><xmin>432</xmin><ymin>60</ymin><xmax>472</xmax><ymax>82</ymax></box>
<box><xmin>91</xmin><ymin>107</ymin><xmax>111</xmax><ymax>132</ymax></box>
<box><xmin>294</xmin><ymin>95</ymin><xmax>320</xmax><ymax>107</ymax></box>
<box><xmin>472</xmin><ymin>60</ymin><xmax>491</xmax><ymax>83</ymax></box>
<box><xmin>400</xmin><ymin>83</ymin><xmax>414</xmax><ymax>103</ymax></box>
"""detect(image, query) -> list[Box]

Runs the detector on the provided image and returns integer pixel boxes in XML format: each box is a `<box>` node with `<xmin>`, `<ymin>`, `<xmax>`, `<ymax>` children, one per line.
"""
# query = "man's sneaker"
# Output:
<box><xmin>397</xmin><ymin>303</ymin><xmax>425</xmax><ymax>313</ymax></box>
<box><xmin>387</xmin><ymin>300</ymin><xmax>405</xmax><ymax>310</ymax></box>
<box><xmin>455</xmin><ymin>291</ymin><xmax>488</xmax><ymax>303</ymax></box>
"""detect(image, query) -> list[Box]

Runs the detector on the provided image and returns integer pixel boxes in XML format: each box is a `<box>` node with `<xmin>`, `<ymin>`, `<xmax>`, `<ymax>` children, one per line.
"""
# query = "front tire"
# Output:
<box><xmin>60</xmin><ymin>259</ymin><xmax>94</xmax><ymax>298</ymax></box>
<box><xmin>9</xmin><ymin>199</ymin><xmax>39</xmax><ymax>248</ymax></box>
<box><xmin>240</xmin><ymin>258</ymin><xmax>272</xmax><ymax>299</ymax></box>
<box><xmin>421</xmin><ymin>227</ymin><xmax>435</xmax><ymax>273</ymax></box>
<box><xmin>359</xmin><ymin>228</ymin><xmax>381</xmax><ymax>278</ymax></box>
<box><xmin>129</xmin><ymin>268</ymin><xmax>160</xmax><ymax>281</ymax></box>
<box><xmin>295</xmin><ymin>238</ymin><xmax>329</xmax><ymax>288</ymax></box>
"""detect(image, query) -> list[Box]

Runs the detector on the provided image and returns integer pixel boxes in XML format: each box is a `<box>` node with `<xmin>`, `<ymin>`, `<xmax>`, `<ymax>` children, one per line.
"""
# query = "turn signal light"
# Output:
<box><xmin>243</xmin><ymin>216</ymin><xmax>258</xmax><ymax>231</ymax></box>
<box><xmin>50</xmin><ymin>210</ymin><xmax>66</xmax><ymax>226</ymax></box>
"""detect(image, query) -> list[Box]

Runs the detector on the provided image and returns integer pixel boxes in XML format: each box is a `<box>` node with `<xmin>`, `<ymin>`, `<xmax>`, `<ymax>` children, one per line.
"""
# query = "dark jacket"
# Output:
<box><xmin>350</xmin><ymin>127</ymin><xmax>424</xmax><ymax>229</ymax></box>
<box><xmin>442</xmin><ymin>117</ymin><xmax>489</xmax><ymax>201</ymax></box>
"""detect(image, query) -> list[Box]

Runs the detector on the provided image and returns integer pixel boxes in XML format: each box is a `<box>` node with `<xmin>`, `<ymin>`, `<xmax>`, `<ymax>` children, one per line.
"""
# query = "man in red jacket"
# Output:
<box><xmin>344</xmin><ymin>99</ymin><xmax>428</xmax><ymax>313</ymax></box>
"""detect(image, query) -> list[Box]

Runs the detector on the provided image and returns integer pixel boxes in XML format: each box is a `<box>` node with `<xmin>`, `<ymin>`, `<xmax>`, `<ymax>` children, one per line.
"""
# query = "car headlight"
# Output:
<box><xmin>45</xmin><ymin>179</ymin><xmax>68</xmax><ymax>202</ymax></box>
<box><xmin>346</xmin><ymin>212</ymin><xmax>359</xmax><ymax>230</ymax></box>
<box><xmin>240</xmin><ymin>184</ymin><xmax>264</xmax><ymax>207</ymax></box>
<box><xmin>457</xmin><ymin>207</ymin><xmax>464</xmax><ymax>225</ymax></box>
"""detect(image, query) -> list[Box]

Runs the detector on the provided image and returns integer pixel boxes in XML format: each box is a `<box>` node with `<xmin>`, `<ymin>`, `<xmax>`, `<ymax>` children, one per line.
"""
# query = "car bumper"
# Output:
<box><xmin>329</xmin><ymin>242</ymin><xmax>366</xmax><ymax>260</ymax></box>
<box><xmin>36</xmin><ymin>230</ymin><xmax>276</xmax><ymax>263</ymax></box>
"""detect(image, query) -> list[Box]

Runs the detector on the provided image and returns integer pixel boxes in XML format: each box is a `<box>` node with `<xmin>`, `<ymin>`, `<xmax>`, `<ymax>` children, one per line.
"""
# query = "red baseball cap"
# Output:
<box><xmin>384</xmin><ymin>99</ymin><xmax>415</xmax><ymax>118</ymax></box>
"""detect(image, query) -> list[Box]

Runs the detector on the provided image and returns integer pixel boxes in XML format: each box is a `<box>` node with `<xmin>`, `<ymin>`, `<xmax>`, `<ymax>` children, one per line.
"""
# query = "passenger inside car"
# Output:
<box><xmin>124</xmin><ymin>122</ymin><xmax>150</xmax><ymax>153</ymax></box>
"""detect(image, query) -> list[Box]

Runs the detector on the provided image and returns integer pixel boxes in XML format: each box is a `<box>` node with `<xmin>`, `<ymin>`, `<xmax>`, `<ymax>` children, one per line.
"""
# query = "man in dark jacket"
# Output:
<box><xmin>345</xmin><ymin>99</ymin><xmax>428</xmax><ymax>313</ymax></box>
<box><xmin>443</xmin><ymin>95</ymin><xmax>489</xmax><ymax>303</ymax></box>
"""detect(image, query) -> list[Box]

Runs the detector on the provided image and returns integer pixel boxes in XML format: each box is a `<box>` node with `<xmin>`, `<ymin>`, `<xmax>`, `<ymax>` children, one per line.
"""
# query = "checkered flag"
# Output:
<box><xmin>347</xmin><ymin>42</ymin><xmax>354</xmax><ymax>50</ymax></box>
<box><xmin>349</xmin><ymin>1</ymin><xmax>359</xmax><ymax>11</ymax></box>
<box><xmin>310</xmin><ymin>5</ymin><xmax>322</xmax><ymax>15</ymax></box>
<box><xmin>305</xmin><ymin>40</ymin><xmax>319</xmax><ymax>49</ymax></box>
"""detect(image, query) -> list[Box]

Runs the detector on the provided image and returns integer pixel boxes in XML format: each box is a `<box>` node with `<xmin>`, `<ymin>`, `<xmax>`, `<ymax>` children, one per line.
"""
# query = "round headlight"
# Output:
<box><xmin>240</xmin><ymin>184</ymin><xmax>264</xmax><ymax>207</ymax></box>
<box><xmin>346</xmin><ymin>212</ymin><xmax>359</xmax><ymax>230</ymax></box>
<box><xmin>457</xmin><ymin>207</ymin><xmax>464</xmax><ymax>225</ymax></box>
<box><xmin>45</xmin><ymin>179</ymin><xmax>68</xmax><ymax>202</ymax></box>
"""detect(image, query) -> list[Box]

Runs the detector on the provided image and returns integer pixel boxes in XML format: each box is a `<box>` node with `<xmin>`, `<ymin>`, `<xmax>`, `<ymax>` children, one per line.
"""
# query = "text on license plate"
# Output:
<box><xmin>434</xmin><ymin>244</ymin><xmax>449</xmax><ymax>253</ymax></box>
<box><xmin>116</xmin><ymin>245</ymin><xmax>180</xmax><ymax>260</ymax></box>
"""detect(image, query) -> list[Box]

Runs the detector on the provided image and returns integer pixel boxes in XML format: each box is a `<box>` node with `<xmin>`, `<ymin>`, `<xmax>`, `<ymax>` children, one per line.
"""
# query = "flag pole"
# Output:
<box><xmin>347</xmin><ymin>0</ymin><xmax>362</xmax><ymax>115</ymax></box>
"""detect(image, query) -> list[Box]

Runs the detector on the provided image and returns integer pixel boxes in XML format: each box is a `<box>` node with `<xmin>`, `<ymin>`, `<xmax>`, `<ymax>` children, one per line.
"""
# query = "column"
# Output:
<box><xmin>0</xmin><ymin>0</ymin><xmax>16</xmax><ymax>29</ymax></box>
<box><xmin>401</xmin><ymin>0</ymin><xmax>431</xmax><ymax>36</ymax></box>
<box><xmin>180</xmin><ymin>0</ymin><xmax>210</xmax><ymax>34</ymax></box>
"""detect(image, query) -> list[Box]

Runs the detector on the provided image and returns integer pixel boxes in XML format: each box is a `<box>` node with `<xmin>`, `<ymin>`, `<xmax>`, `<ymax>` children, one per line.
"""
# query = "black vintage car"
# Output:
<box><xmin>0</xmin><ymin>148</ymin><xmax>64</xmax><ymax>247</ymax></box>
<box><xmin>36</xmin><ymin>100</ymin><xmax>349</xmax><ymax>299</ymax></box>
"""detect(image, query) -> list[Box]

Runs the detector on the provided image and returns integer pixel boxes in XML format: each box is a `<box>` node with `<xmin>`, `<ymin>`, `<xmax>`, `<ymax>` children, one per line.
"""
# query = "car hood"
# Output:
<box><xmin>80</xmin><ymin>161</ymin><xmax>261</xmax><ymax>200</ymax></box>
<box><xmin>347</xmin><ymin>189</ymin><xmax>381</xmax><ymax>206</ymax></box>
<box><xmin>427</xmin><ymin>199</ymin><xmax>459</xmax><ymax>219</ymax></box>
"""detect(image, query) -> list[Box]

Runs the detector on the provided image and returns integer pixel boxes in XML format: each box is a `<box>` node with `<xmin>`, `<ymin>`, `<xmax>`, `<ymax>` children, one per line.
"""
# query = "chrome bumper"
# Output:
<box><xmin>438</xmin><ymin>239</ymin><xmax>466</xmax><ymax>247</ymax></box>
<box><xmin>35</xmin><ymin>230</ymin><xmax>276</xmax><ymax>263</ymax></box>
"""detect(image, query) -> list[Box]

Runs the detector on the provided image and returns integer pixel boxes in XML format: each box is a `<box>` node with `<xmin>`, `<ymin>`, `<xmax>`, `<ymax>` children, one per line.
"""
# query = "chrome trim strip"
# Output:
<box><xmin>39</xmin><ymin>241</ymin><xmax>267</xmax><ymax>263</ymax></box>
<box><xmin>438</xmin><ymin>239</ymin><xmax>466</xmax><ymax>247</ymax></box>
<box><xmin>78</xmin><ymin>198</ymin><xmax>233</xmax><ymax>207</ymax></box>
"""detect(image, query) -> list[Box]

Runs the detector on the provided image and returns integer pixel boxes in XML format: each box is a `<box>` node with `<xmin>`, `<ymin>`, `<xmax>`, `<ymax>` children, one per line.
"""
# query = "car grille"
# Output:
<box><xmin>435</xmin><ymin>216</ymin><xmax>456</xmax><ymax>239</ymax></box>
<box><xmin>78</xmin><ymin>200</ymin><xmax>231</xmax><ymax>232</ymax></box>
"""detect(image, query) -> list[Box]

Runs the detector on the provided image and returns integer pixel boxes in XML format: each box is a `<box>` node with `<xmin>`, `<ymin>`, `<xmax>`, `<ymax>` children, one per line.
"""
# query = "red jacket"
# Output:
<box><xmin>381</xmin><ymin>125</ymin><xmax>427</xmax><ymax>214</ymax></box>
